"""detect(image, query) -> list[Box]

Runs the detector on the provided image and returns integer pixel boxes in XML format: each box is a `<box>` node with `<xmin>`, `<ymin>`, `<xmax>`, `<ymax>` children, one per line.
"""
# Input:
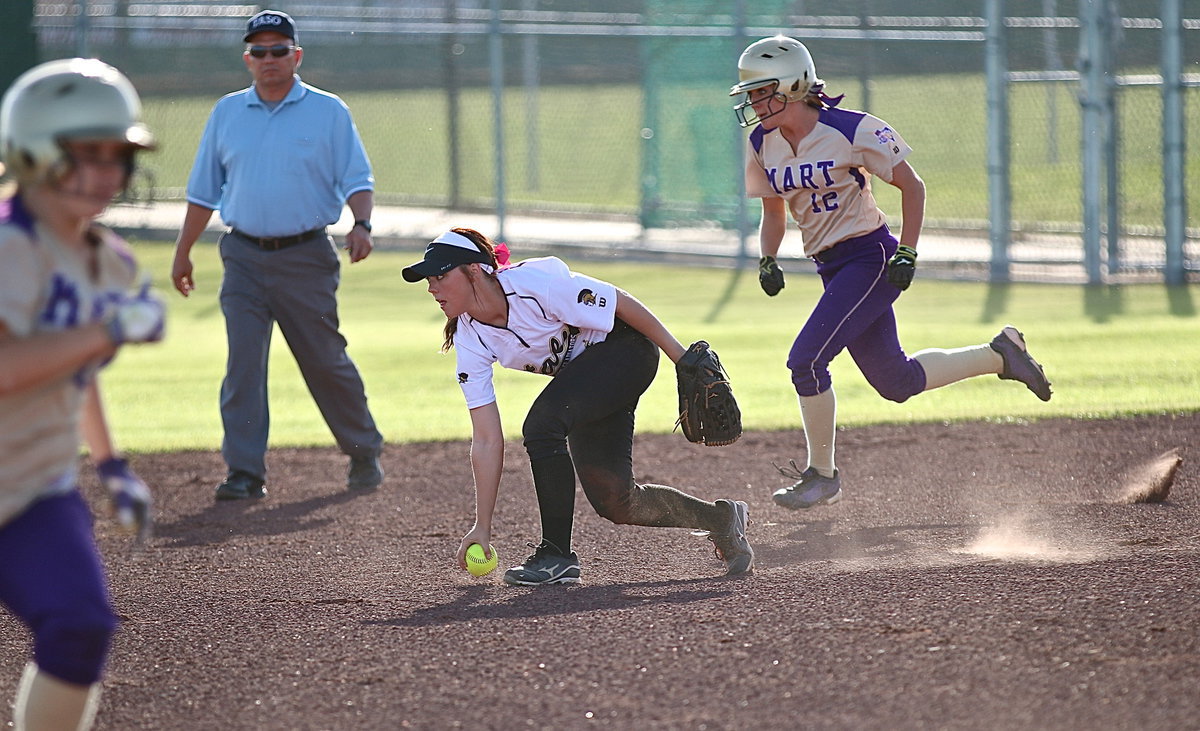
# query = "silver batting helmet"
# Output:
<box><xmin>0</xmin><ymin>58</ymin><xmax>155</xmax><ymax>185</ymax></box>
<box><xmin>729</xmin><ymin>36</ymin><xmax>821</xmax><ymax>127</ymax></box>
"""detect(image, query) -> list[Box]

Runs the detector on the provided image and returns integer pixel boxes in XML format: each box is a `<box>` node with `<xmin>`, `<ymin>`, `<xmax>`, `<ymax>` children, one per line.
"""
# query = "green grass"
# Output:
<box><xmin>104</xmin><ymin>241</ymin><xmax>1200</xmax><ymax>453</ymax></box>
<box><xmin>139</xmin><ymin>73</ymin><xmax>1200</xmax><ymax>229</ymax></box>
<box><xmin>141</xmin><ymin>85</ymin><xmax>644</xmax><ymax>211</ymax></box>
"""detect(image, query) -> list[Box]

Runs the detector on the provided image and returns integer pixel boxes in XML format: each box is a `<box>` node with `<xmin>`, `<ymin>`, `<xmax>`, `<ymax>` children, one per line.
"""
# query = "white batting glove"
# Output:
<box><xmin>96</xmin><ymin>457</ymin><xmax>153</xmax><ymax>542</ymax></box>
<box><xmin>105</xmin><ymin>285</ymin><xmax>166</xmax><ymax>345</ymax></box>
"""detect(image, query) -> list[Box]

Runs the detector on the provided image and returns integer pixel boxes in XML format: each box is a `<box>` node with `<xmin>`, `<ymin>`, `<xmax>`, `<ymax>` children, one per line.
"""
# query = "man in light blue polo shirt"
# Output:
<box><xmin>169</xmin><ymin>9</ymin><xmax>384</xmax><ymax>501</ymax></box>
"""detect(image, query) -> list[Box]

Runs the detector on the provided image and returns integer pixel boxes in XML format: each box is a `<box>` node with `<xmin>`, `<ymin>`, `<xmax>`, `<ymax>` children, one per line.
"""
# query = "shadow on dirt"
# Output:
<box><xmin>369</xmin><ymin>576</ymin><xmax>741</xmax><ymax>627</ymax></box>
<box><xmin>756</xmin><ymin>520</ymin><xmax>973</xmax><ymax>564</ymax></box>
<box><xmin>152</xmin><ymin>490</ymin><xmax>366</xmax><ymax>547</ymax></box>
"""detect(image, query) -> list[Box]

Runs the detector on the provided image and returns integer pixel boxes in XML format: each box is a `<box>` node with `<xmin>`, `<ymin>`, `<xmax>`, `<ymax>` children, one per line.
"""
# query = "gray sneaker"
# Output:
<box><xmin>772</xmin><ymin>461</ymin><xmax>842</xmax><ymax>510</ymax></box>
<box><xmin>990</xmin><ymin>325</ymin><xmax>1052</xmax><ymax>402</ymax></box>
<box><xmin>701</xmin><ymin>500</ymin><xmax>754</xmax><ymax>576</ymax></box>
<box><xmin>503</xmin><ymin>540</ymin><xmax>581</xmax><ymax>586</ymax></box>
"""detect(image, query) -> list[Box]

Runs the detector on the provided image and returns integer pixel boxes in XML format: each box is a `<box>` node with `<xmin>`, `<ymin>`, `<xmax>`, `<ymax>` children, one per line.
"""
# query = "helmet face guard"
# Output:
<box><xmin>731</xmin><ymin>80</ymin><xmax>788</xmax><ymax>128</ymax></box>
<box><xmin>0</xmin><ymin>58</ymin><xmax>155</xmax><ymax>189</ymax></box>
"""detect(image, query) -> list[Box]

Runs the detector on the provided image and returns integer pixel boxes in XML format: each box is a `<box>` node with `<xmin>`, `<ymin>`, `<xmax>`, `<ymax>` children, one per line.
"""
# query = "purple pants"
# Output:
<box><xmin>0</xmin><ymin>491</ymin><xmax>117</xmax><ymax>686</ymax></box>
<box><xmin>787</xmin><ymin>225</ymin><xmax>927</xmax><ymax>402</ymax></box>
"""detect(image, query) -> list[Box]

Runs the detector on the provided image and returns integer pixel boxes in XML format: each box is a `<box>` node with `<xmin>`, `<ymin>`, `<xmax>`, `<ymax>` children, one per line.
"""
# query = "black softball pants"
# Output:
<box><xmin>521</xmin><ymin>320</ymin><xmax>725</xmax><ymax>553</ymax></box>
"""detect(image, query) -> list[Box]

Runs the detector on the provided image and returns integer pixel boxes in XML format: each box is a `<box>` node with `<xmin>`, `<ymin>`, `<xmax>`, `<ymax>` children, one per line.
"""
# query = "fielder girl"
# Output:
<box><xmin>730</xmin><ymin>36</ymin><xmax>1052</xmax><ymax>510</ymax></box>
<box><xmin>403</xmin><ymin>228</ymin><xmax>753</xmax><ymax>585</ymax></box>
<box><xmin>0</xmin><ymin>59</ymin><xmax>165</xmax><ymax>729</ymax></box>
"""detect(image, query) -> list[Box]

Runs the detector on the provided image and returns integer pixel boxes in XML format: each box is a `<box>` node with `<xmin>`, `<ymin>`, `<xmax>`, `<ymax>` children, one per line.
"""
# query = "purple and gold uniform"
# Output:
<box><xmin>0</xmin><ymin>195</ymin><xmax>133</xmax><ymax>686</ymax></box>
<box><xmin>0</xmin><ymin>197</ymin><xmax>138</xmax><ymax>524</ymax></box>
<box><xmin>733</xmin><ymin>35</ymin><xmax>1050</xmax><ymax>510</ymax></box>
<box><xmin>745</xmin><ymin>106</ymin><xmax>924</xmax><ymax>401</ymax></box>
<box><xmin>744</xmin><ymin>107</ymin><xmax>912</xmax><ymax>258</ymax></box>
<box><xmin>1</xmin><ymin>55</ymin><xmax>165</xmax><ymax>730</ymax></box>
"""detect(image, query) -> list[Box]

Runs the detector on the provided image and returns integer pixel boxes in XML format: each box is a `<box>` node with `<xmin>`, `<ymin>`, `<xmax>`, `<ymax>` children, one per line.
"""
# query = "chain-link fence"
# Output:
<box><xmin>1004</xmin><ymin>4</ymin><xmax>1200</xmax><ymax>283</ymax></box>
<box><xmin>24</xmin><ymin>0</ymin><xmax>1200</xmax><ymax>283</ymax></box>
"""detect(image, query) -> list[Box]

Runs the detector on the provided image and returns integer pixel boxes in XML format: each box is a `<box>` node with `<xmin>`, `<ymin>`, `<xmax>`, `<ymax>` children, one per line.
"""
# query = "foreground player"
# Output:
<box><xmin>0</xmin><ymin>59</ymin><xmax>165</xmax><ymax>729</ymax></box>
<box><xmin>404</xmin><ymin>229</ymin><xmax>753</xmax><ymax>585</ymax></box>
<box><xmin>730</xmin><ymin>36</ymin><xmax>1052</xmax><ymax>510</ymax></box>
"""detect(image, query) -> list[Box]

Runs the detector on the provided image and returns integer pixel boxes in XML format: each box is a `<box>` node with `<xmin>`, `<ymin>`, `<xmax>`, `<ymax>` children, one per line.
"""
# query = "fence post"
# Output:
<box><xmin>75</xmin><ymin>0</ymin><xmax>90</xmax><ymax>58</ymax></box>
<box><xmin>1162</xmin><ymin>0</ymin><xmax>1186</xmax><ymax>285</ymax></box>
<box><xmin>0</xmin><ymin>0</ymin><xmax>38</xmax><ymax>93</ymax></box>
<box><xmin>489</xmin><ymin>0</ymin><xmax>506</xmax><ymax>241</ymax></box>
<box><xmin>859</xmin><ymin>0</ymin><xmax>873</xmax><ymax>113</ymax></box>
<box><xmin>1042</xmin><ymin>0</ymin><xmax>1062</xmax><ymax>164</ymax></box>
<box><xmin>638</xmin><ymin>38</ymin><xmax>660</xmax><ymax>230</ymax></box>
<box><xmin>985</xmin><ymin>0</ymin><xmax>1010</xmax><ymax>283</ymax></box>
<box><xmin>522</xmin><ymin>0</ymin><xmax>540</xmax><ymax>192</ymax></box>
<box><xmin>445</xmin><ymin>0</ymin><xmax>462</xmax><ymax>210</ymax></box>
<box><xmin>1079</xmin><ymin>0</ymin><xmax>1107</xmax><ymax>284</ymax></box>
<box><xmin>733</xmin><ymin>0</ymin><xmax>749</xmax><ymax>264</ymax></box>
<box><xmin>1104</xmin><ymin>2</ymin><xmax>1121</xmax><ymax>275</ymax></box>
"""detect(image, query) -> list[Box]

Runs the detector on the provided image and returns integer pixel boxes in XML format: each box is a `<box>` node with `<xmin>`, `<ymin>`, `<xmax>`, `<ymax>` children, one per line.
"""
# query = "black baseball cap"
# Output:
<box><xmin>244</xmin><ymin>10</ymin><xmax>297</xmax><ymax>43</ymax></box>
<box><xmin>402</xmin><ymin>231</ymin><xmax>492</xmax><ymax>282</ymax></box>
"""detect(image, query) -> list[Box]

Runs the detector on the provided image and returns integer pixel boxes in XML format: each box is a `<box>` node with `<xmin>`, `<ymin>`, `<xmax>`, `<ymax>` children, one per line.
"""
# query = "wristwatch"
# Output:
<box><xmin>353</xmin><ymin>219</ymin><xmax>372</xmax><ymax>233</ymax></box>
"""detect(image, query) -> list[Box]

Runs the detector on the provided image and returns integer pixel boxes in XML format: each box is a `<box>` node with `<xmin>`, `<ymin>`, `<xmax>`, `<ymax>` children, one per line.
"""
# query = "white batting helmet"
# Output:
<box><xmin>729</xmin><ymin>36</ymin><xmax>821</xmax><ymax>127</ymax></box>
<box><xmin>0</xmin><ymin>58</ymin><xmax>155</xmax><ymax>185</ymax></box>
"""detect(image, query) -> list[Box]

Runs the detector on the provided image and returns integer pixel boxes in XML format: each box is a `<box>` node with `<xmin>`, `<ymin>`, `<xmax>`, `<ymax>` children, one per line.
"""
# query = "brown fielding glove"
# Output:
<box><xmin>675</xmin><ymin>340</ymin><xmax>742</xmax><ymax>447</ymax></box>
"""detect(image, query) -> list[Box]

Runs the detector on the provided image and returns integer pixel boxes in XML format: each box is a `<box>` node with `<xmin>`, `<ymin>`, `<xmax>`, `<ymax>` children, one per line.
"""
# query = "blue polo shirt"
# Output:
<box><xmin>186</xmin><ymin>76</ymin><xmax>374</xmax><ymax>237</ymax></box>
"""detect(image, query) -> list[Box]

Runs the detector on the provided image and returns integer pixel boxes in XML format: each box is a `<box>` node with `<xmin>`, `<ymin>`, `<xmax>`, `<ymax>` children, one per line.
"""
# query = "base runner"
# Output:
<box><xmin>0</xmin><ymin>59</ymin><xmax>164</xmax><ymax>731</ymax></box>
<box><xmin>730</xmin><ymin>36</ymin><xmax>1053</xmax><ymax>510</ymax></box>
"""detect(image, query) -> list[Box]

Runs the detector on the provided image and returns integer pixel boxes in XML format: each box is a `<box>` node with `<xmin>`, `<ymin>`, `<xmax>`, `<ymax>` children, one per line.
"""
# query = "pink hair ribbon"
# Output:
<box><xmin>494</xmin><ymin>242</ymin><xmax>511</xmax><ymax>268</ymax></box>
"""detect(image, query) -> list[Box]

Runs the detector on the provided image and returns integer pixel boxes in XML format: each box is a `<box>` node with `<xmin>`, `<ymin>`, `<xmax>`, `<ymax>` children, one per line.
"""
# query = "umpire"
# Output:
<box><xmin>170</xmin><ymin>9</ymin><xmax>385</xmax><ymax>500</ymax></box>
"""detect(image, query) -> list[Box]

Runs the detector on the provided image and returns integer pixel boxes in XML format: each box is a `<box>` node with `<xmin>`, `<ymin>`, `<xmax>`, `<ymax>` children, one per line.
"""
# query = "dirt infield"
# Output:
<box><xmin>2</xmin><ymin>414</ymin><xmax>1198</xmax><ymax>730</ymax></box>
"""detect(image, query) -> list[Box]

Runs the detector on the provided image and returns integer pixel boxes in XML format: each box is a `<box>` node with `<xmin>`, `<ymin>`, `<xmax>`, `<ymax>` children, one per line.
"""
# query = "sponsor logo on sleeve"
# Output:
<box><xmin>458</xmin><ymin>372</ymin><xmax>469</xmax><ymax>383</ymax></box>
<box><xmin>577</xmin><ymin>289</ymin><xmax>606</xmax><ymax>307</ymax></box>
<box><xmin>874</xmin><ymin>126</ymin><xmax>901</xmax><ymax>153</ymax></box>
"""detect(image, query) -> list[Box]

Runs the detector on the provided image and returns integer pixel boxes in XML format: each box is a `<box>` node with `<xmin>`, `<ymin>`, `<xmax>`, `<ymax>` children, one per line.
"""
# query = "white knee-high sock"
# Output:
<box><xmin>799</xmin><ymin>388</ymin><xmax>837</xmax><ymax>477</ymax></box>
<box><xmin>14</xmin><ymin>663</ymin><xmax>100</xmax><ymax>731</ymax></box>
<box><xmin>914</xmin><ymin>344</ymin><xmax>1003</xmax><ymax>391</ymax></box>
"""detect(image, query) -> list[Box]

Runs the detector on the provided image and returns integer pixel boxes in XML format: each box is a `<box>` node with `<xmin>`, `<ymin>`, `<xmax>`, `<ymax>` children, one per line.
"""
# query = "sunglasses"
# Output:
<box><xmin>246</xmin><ymin>44</ymin><xmax>295</xmax><ymax>59</ymax></box>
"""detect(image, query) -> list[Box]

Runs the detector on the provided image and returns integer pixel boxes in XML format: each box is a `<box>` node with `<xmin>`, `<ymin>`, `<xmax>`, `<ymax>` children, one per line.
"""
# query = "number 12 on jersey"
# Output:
<box><xmin>810</xmin><ymin>191</ymin><xmax>839</xmax><ymax>213</ymax></box>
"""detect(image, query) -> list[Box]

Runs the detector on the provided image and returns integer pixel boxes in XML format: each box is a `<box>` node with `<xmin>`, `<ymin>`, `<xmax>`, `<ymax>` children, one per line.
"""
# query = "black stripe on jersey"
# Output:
<box><xmin>506</xmin><ymin>291</ymin><xmax>549</xmax><ymax>320</ymax></box>
<box><xmin>470</xmin><ymin>289</ymin><xmax>551</xmax><ymax>350</ymax></box>
<box><xmin>468</xmin><ymin>319</ymin><xmax>531</xmax><ymax>349</ymax></box>
<box><xmin>462</xmin><ymin>262</ymin><xmax>555</xmax><ymax>353</ymax></box>
<box><xmin>466</xmin><ymin>328</ymin><xmax>499</xmax><ymax>359</ymax></box>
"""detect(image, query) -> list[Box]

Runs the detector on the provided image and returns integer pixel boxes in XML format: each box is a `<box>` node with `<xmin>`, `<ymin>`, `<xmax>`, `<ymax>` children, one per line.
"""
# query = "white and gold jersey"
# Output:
<box><xmin>0</xmin><ymin>195</ymin><xmax>138</xmax><ymax>526</ymax></box>
<box><xmin>743</xmin><ymin>106</ymin><xmax>911</xmax><ymax>257</ymax></box>
<box><xmin>454</xmin><ymin>257</ymin><xmax>618</xmax><ymax>409</ymax></box>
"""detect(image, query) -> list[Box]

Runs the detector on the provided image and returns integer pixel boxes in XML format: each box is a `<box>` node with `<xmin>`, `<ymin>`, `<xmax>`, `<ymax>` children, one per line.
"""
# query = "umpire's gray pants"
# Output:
<box><xmin>218</xmin><ymin>231</ymin><xmax>383</xmax><ymax>480</ymax></box>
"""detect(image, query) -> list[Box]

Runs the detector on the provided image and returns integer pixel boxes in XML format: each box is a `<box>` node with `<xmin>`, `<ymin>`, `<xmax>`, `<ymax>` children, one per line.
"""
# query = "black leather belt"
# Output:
<box><xmin>232</xmin><ymin>227</ymin><xmax>325</xmax><ymax>251</ymax></box>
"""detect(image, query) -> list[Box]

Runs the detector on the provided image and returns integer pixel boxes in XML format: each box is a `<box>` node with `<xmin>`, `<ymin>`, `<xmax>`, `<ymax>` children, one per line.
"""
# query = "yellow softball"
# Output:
<box><xmin>465</xmin><ymin>543</ymin><xmax>498</xmax><ymax>577</ymax></box>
